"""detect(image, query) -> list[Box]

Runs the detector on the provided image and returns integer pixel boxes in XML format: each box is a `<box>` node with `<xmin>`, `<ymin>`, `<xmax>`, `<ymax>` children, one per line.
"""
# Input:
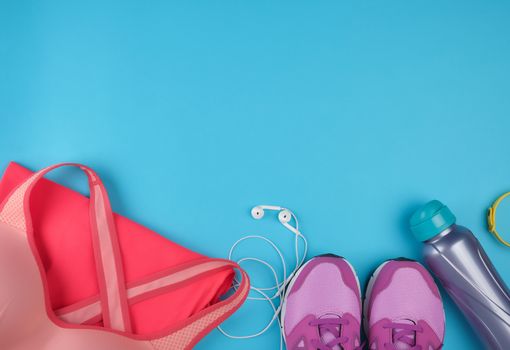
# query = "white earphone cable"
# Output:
<box><xmin>218</xmin><ymin>206</ymin><xmax>308</xmax><ymax>350</ymax></box>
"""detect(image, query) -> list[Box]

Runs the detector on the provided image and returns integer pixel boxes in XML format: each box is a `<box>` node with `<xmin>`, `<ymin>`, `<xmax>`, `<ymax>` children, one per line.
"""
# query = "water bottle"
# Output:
<box><xmin>410</xmin><ymin>200</ymin><xmax>510</xmax><ymax>349</ymax></box>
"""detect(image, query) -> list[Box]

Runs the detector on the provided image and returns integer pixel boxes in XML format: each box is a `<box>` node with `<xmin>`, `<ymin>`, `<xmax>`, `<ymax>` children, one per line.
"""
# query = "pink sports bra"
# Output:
<box><xmin>0</xmin><ymin>163</ymin><xmax>249</xmax><ymax>350</ymax></box>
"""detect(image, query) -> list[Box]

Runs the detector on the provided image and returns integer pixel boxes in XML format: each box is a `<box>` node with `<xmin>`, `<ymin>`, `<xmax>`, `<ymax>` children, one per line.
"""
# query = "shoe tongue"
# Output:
<box><xmin>392</xmin><ymin>319</ymin><xmax>416</xmax><ymax>350</ymax></box>
<box><xmin>317</xmin><ymin>314</ymin><xmax>342</xmax><ymax>350</ymax></box>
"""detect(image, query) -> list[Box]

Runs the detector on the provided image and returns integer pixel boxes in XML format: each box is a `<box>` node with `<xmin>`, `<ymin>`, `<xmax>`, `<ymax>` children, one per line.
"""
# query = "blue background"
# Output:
<box><xmin>1</xmin><ymin>1</ymin><xmax>510</xmax><ymax>348</ymax></box>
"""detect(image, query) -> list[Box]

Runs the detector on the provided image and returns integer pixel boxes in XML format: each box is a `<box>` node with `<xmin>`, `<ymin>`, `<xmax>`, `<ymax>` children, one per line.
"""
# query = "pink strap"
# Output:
<box><xmin>0</xmin><ymin>163</ymin><xmax>132</xmax><ymax>333</ymax></box>
<box><xmin>54</xmin><ymin>258</ymin><xmax>250</xmax><ymax>349</ymax></box>
<box><xmin>55</xmin><ymin>258</ymin><xmax>236</xmax><ymax>325</ymax></box>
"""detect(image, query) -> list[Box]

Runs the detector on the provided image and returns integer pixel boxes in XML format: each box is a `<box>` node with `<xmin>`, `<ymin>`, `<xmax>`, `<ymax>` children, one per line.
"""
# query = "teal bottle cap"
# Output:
<box><xmin>410</xmin><ymin>200</ymin><xmax>456</xmax><ymax>241</ymax></box>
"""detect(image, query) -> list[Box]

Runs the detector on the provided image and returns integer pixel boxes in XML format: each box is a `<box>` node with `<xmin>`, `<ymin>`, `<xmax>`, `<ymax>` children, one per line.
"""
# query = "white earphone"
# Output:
<box><xmin>252</xmin><ymin>205</ymin><xmax>292</xmax><ymax>224</ymax></box>
<box><xmin>218</xmin><ymin>205</ymin><xmax>308</xmax><ymax>350</ymax></box>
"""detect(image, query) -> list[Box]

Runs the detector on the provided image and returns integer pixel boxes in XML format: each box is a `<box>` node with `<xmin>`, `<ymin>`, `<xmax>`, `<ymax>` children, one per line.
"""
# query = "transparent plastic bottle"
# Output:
<box><xmin>410</xmin><ymin>200</ymin><xmax>510</xmax><ymax>349</ymax></box>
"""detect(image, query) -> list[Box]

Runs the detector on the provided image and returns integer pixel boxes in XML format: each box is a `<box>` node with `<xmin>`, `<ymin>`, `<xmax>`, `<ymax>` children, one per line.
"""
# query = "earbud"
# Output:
<box><xmin>251</xmin><ymin>206</ymin><xmax>265</xmax><ymax>219</ymax></box>
<box><xmin>278</xmin><ymin>209</ymin><xmax>292</xmax><ymax>223</ymax></box>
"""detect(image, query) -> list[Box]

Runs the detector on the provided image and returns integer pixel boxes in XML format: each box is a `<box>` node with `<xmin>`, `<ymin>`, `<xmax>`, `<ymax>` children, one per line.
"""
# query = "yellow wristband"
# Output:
<box><xmin>488</xmin><ymin>192</ymin><xmax>510</xmax><ymax>247</ymax></box>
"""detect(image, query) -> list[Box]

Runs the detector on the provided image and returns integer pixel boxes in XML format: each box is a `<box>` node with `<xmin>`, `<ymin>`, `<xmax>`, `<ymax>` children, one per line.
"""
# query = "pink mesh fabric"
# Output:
<box><xmin>284</xmin><ymin>261</ymin><xmax>361</xmax><ymax>333</ymax></box>
<box><xmin>369</xmin><ymin>267</ymin><xmax>444</xmax><ymax>339</ymax></box>
<box><xmin>150</xmin><ymin>272</ymin><xmax>249</xmax><ymax>350</ymax></box>
<box><xmin>0</xmin><ymin>172</ymin><xmax>38</xmax><ymax>231</ymax></box>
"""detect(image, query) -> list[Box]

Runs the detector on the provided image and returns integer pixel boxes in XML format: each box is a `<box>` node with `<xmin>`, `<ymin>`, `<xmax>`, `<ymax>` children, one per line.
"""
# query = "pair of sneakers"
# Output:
<box><xmin>282</xmin><ymin>254</ymin><xmax>445</xmax><ymax>350</ymax></box>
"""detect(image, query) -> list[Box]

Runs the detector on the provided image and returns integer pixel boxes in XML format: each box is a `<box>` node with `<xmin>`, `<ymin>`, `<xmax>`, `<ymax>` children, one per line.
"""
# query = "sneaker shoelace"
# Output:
<box><xmin>383</xmin><ymin>322</ymin><xmax>423</xmax><ymax>350</ymax></box>
<box><xmin>305</xmin><ymin>317</ymin><xmax>363</xmax><ymax>350</ymax></box>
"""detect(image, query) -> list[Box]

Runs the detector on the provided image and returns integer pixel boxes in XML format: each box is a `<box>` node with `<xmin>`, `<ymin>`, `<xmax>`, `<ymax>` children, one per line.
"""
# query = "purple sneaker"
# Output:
<box><xmin>282</xmin><ymin>255</ymin><xmax>362</xmax><ymax>350</ymax></box>
<box><xmin>365</xmin><ymin>259</ymin><xmax>445</xmax><ymax>350</ymax></box>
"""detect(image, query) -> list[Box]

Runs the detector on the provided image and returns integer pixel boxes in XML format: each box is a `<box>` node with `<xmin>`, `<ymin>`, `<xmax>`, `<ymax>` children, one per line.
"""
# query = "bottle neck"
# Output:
<box><xmin>424</xmin><ymin>224</ymin><xmax>455</xmax><ymax>244</ymax></box>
